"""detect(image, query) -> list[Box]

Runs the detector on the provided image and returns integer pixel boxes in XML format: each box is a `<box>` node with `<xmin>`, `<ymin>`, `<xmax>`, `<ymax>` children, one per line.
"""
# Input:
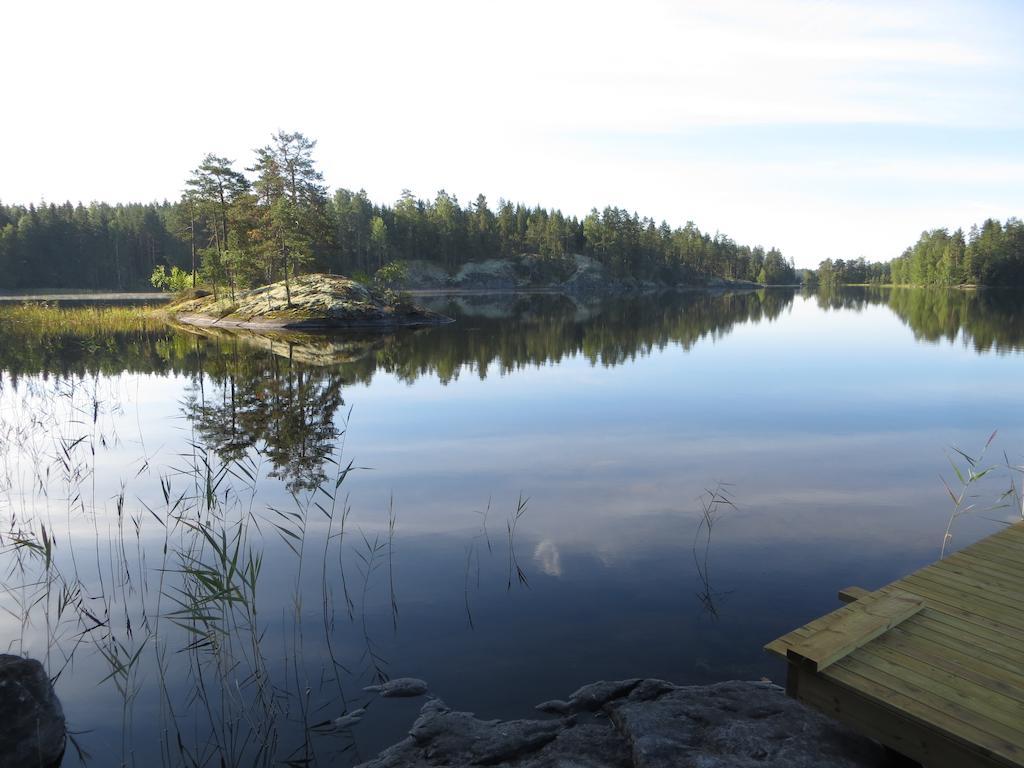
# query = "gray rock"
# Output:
<box><xmin>325</xmin><ymin>708</ymin><xmax>366</xmax><ymax>729</ymax></box>
<box><xmin>364</xmin><ymin>676</ymin><xmax>429</xmax><ymax>698</ymax></box>
<box><xmin>390</xmin><ymin>260</ymin><xmax>452</xmax><ymax>290</ymax></box>
<box><xmin>453</xmin><ymin>260</ymin><xmax>519</xmax><ymax>290</ymax></box>
<box><xmin>0</xmin><ymin>655</ymin><xmax>65</xmax><ymax>768</ymax></box>
<box><xmin>357</xmin><ymin>679</ymin><xmax>887</xmax><ymax>768</ymax></box>
<box><xmin>563</xmin><ymin>678</ymin><xmax>642</xmax><ymax>712</ymax></box>
<box><xmin>357</xmin><ymin>698</ymin><xmax>630</xmax><ymax>768</ymax></box>
<box><xmin>535</xmin><ymin>699</ymin><xmax>572</xmax><ymax>715</ymax></box>
<box><xmin>607</xmin><ymin>680</ymin><xmax>886</xmax><ymax>768</ymax></box>
<box><xmin>535</xmin><ymin>679</ymin><xmax>644</xmax><ymax>715</ymax></box>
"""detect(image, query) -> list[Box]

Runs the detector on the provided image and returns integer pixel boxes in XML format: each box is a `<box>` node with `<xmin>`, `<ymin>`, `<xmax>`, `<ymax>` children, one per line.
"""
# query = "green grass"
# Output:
<box><xmin>0</xmin><ymin>302</ymin><xmax>167</xmax><ymax>337</ymax></box>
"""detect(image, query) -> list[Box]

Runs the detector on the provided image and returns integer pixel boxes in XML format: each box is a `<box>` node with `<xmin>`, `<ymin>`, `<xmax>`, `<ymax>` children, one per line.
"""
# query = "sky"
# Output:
<box><xmin>2</xmin><ymin>0</ymin><xmax>1023</xmax><ymax>268</ymax></box>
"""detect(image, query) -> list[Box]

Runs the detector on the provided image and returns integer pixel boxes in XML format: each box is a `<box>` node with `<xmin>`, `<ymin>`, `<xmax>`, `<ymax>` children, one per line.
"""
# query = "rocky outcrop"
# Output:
<box><xmin>165</xmin><ymin>273</ymin><xmax>452</xmax><ymax>330</ymax></box>
<box><xmin>356</xmin><ymin>679</ymin><xmax>887</xmax><ymax>768</ymax></box>
<box><xmin>0</xmin><ymin>655</ymin><xmax>65</xmax><ymax>768</ymax></box>
<box><xmin>452</xmin><ymin>260</ymin><xmax>520</xmax><ymax>290</ymax></box>
<box><xmin>379</xmin><ymin>254</ymin><xmax>755</xmax><ymax>297</ymax></box>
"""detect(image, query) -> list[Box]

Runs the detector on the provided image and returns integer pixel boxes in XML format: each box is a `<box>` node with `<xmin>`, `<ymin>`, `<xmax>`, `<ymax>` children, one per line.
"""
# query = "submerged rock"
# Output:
<box><xmin>356</xmin><ymin>679</ymin><xmax>887</xmax><ymax>768</ymax></box>
<box><xmin>0</xmin><ymin>655</ymin><xmax>65</xmax><ymax>768</ymax></box>
<box><xmin>327</xmin><ymin>708</ymin><xmax>366</xmax><ymax>731</ymax></box>
<box><xmin>364</xmin><ymin>677</ymin><xmax>429</xmax><ymax>698</ymax></box>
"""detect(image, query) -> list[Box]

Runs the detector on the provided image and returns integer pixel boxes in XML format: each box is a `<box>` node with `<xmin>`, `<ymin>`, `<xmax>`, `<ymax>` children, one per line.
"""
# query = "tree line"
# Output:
<box><xmin>0</xmin><ymin>130</ymin><xmax>797</xmax><ymax>292</ymax></box>
<box><xmin>811</xmin><ymin>257</ymin><xmax>891</xmax><ymax>286</ymax></box>
<box><xmin>809</xmin><ymin>217</ymin><xmax>1024</xmax><ymax>287</ymax></box>
<box><xmin>887</xmin><ymin>218</ymin><xmax>1024</xmax><ymax>286</ymax></box>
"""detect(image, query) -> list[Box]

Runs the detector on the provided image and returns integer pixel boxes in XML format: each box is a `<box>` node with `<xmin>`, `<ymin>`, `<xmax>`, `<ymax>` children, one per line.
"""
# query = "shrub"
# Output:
<box><xmin>150</xmin><ymin>265</ymin><xmax>196</xmax><ymax>294</ymax></box>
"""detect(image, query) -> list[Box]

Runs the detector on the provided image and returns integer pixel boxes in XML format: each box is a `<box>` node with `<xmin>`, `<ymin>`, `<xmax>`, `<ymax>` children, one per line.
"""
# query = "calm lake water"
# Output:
<box><xmin>1</xmin><ymin>287</ymin><xmax>1022</xmax><ymax>766</ymax></box>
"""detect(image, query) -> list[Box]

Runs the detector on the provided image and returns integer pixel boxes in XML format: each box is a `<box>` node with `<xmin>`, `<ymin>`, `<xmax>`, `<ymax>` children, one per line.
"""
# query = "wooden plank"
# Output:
<box><xmin>793</xmin><ymin>665</ymin><xmax>1014</xmax><ymax>768</ymax></box>
<box><xmin>993</xmin><ymin>524</ymin><xmax>1024</xmax><ymax>543</ymax></box>
<box><xmin>786</xmin><ymin>593</ymin><xmax>923</xmax><ymax>672</ymax></box>
<box><xmin>944</xmin><ymin>550</ymin><xmax>1024</xmax><ymax>583</ymax></box>
<box><xmin>880</xmin><ymin>627</ymin><xmax>1024</xmax><ymax>705</ymax></box>
<box><xmin>833</xmin><ymin>655</ymin><xmax>1024</xmax><ymax>759</ymax></box>
<box><xmin>772</xmin><ymin>587</ymin><xmax>1024</xmax><ymax>663</ymax></box>
<box><xmin>923</xmin><ymin>561</ymin><xmax>1024</xmax><ymax>605</ymax></box>
<box><xmin>989</xmin><ymin>522</ymin><xmax>1024</xmax><ymax>543</ymax></box>
<box><xmin>838</xmin><ymin>585</ymin><xmax>870</xmax><ymax>603</ymax></box>
<box><xmin>766</xmin><ymin>591</ymin><xmax>902</xmax><ymax>657</ymax></box>
<box><xmin>954</xmin><ymin>532</ymin><xmax>1019</xmax><ymax>557</ymax></box>
<box><xmin>962</xmin><ymin>537</ymin><xmax>1024</xmax><ymax>566</ymax></box>
<box><xmin>823</xmin><ymin>664</ymin><xmax>1024</xmax><ymax>766</ymax></box>
<box><xmin>909</xmin><ymin>609</ymin><xmax>1024</xmax><ymax>660</ymax></box>
<box><xmin>898</xmin><ymin>618</ymin><xmax>1024</xmax><ymax>672</ymax></box>
<box><xmin>849</xmin><ymin>645</ymin><xmax>1024</xmax><ymax>737</ymax></box>
<box><xmin>880</xmin><ymin>581</ymin><xmax>1024</xmax><ymax>634</ymax></box>
<box><xmin>945</xmin><ymin>538</ymin><xmax>1023</xmax><ymax>567</ymax></box>
<box><xmin>909</xmin><ymin>568</ymin><xmax>1024</xmax><ymax>611</ymax></box>
<box><xmin>899</xmin><ymin>574</ymin><xmax>1024</xmax><ymax>626</ymax></box>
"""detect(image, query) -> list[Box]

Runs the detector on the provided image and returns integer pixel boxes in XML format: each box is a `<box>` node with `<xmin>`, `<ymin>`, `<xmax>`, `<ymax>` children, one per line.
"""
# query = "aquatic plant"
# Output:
<box><xmin>940</xmin><ymin>430</ymin><xmax>1023</xmax><ymax>557</ymax></box>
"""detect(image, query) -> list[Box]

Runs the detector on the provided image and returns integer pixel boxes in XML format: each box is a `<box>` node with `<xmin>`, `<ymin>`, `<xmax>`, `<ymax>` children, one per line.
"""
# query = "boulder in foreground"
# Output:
<box><xmin>0</xmin><ymin>655</ymin><xmax>65</xmax><ymax>768</ymax></box>
<box><xmin>166</xmin><ymin>273</ymin><xmax>452</xmax><ymax>330</ymax></box>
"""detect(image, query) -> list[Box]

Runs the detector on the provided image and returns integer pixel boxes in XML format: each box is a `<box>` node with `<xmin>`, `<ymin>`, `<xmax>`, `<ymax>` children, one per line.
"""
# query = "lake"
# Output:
<box><xmin>1</xmin><ymin>286</ymin><xmax>1022</xmax><ymax>766</ymax></box>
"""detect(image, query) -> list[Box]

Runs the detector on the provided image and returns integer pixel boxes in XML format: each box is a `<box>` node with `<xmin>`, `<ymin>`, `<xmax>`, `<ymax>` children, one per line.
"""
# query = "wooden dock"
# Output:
<box><xmin>766</xmin><ymin>520</ymin><xmax>1024</xmax><ymax>768</ymax></box>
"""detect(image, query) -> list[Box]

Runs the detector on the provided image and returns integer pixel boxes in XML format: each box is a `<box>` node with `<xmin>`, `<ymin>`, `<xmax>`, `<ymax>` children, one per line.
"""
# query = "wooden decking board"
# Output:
<box><xmin>825</xmin><ymin>663</ymin><xmax>1024</xmax><ymax>765</ymax></box>
<box><xmin>904</xmin><ymin>569</ymin><xmax>1024</xmax><ymax>613</ymax></box>
<box><xmin>795</xmin><ymin>668</ymin><xmax>1002</xmax><ymax>768</ymax></box>
<box><xmin>960</xmin><ymin>542</ymin><xmax>1024</xmax><ymax>570</ymax></box>
<box><xmin>993</xmin><ymin>527</ymin><xmax>1024</xmax><ymax>549</ymax></box>
<box><xmin>955</xmin><ymin>544</ymin><xmax>1024</xmax><ymax>571</ymax></box>
<box><xmin>922</xmin><ymin>561</ymin><xmax>1024</xmax><ymax>604</ymax></box>
<box><xmin>948</xmin><ymin>547</ymin><xmax>1024</xmax><ymax>578</ymax></box>
<box><xmin>949</xmin><ymin>550</ymin><xmax>1024</xmax><ymax>578</ymax></box>
<box><xmin>930</xmin><ymin>557</ymin><xmax>1024</xmax><ymax>595</ymax></box>
<box><xmin>895</xmin><ymin>578</ymin><xmax>1024</xmax><ymax>631</ymax></box>
<box><xmin>877</xmin><ymin>580</ymin><xmax>1024</xmax><ymax>634</ymax></box>
<box><xmin>824</xmin><ymin>664</ymin><xmax>1024</xmax><ymax>765</ymax></box>
<box><xmin>786</xmin><ymin>593</ymin><xmax>923</xmax><ymax>671</ymax></box>
<box><xmin>879</xmin><ymin>629</ymin><xmax>1024</xmax><ymax>705</ymax></box>
<box><xmin>999</xmin><ymin>530</ymin><xmax>1024</xmax><ymax>551</ymax></box>
<box><xmin>849</xmin><ymin>645</ymin><xmax>1024</xmax><ymax>737</ymax></box>
<box><xmin>767</xmin><ymin>521</ymin><xmax>1024</xmax><ymax>768</ymax></box>
<box><xmin>988</xmin><ymin>523</ymin><xmax>1024</xmax><ymax>544</ymax></box>
<box><xmin>961</xmin><ymin>536</ymin><xmax>1024</xmax><ymax>565</ymax></box>
<box><xmin>944</xmin><ymin>550</ymin><xmax>1024</xmax><ymax>582</ymax></box>
<box><xmin>765</xmin><ymin>592</ymin><xmax>898</xmax><ymax>655</ymax></box>
<box><xmin>909</xmin><ymin>610</ymin><xmax>1024</xmax><ymax>659</ymax></box>
<box><xmin>894</xmin><ymin>621</ymin><xmax>1024</xmax><ymax>675</ymax></box>
<box><xmin>963</xmin><ymin>524</ymin><xmax>1024</xmax><ymax>548</ymax></box>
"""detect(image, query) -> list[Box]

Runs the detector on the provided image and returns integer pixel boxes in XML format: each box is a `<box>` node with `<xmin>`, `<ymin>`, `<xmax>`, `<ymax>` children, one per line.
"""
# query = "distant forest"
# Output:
<box><xmin>888</xmin><ymin>219</ymin><xmax>1024</xmax><ymax>286</ymax></box>
<box><xmin>814</xmin><ymin>217</ymin><xmax>1024</xmax><ymax>287</ymax></box>
<box><xmin>0</xmin><ymin>131</ymin><xmax>797</xmax><ymax>292</ymax></box>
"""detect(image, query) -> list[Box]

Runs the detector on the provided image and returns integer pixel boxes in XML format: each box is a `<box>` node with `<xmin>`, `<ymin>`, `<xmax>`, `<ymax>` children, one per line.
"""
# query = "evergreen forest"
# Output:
<box><xmin>813</xmin><ymin>218</ymin><xmax>1024</xmax><ymax>287</ymax></box>
<box><xmin>0</xmin><ymin>131</ymin><xmax>797</xmax><ymax>292</ymax></box>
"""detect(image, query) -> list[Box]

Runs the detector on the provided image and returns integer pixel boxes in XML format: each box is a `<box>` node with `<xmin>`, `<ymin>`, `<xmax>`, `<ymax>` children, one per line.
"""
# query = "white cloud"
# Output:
<box><xmin>2</xmin><ymin>0</ymin><xmax>1022</xmax><ymax>267</ymax></box>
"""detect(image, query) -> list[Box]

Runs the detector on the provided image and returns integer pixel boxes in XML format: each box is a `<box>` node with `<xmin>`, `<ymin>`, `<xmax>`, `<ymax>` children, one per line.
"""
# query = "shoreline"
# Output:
<box><xmin>355</xmin><ymin>677</ymin><xmax>886</xmax><ymax>768</ymax></box>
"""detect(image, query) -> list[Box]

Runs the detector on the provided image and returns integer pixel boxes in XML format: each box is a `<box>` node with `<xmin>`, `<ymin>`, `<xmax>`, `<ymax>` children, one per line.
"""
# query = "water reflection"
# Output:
<box><xmin>1</xmin><ymin>289</ymin><xmax>797</xmax><ymax>384</ymax></box>
<box><xmin>185</xmin><ymin>355</ymin><xmax>345</xmax><ymax>492</ymax></box>
<box><xmin>1</xmin><ymin>287</ymin><xmax>1023</xmax><ymax>766</ymax></box>
<box><xmin>810</xmin><ymin>285</ymin><xmax>1024</xmax><ymax>353</ymax></box>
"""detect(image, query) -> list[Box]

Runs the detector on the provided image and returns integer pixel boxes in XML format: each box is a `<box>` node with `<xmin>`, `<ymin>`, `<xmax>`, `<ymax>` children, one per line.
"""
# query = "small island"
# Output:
<box><xmin>163</xmin><ymin>273</ymin><xmax>452</xmax><ymax>331</ymax></box>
